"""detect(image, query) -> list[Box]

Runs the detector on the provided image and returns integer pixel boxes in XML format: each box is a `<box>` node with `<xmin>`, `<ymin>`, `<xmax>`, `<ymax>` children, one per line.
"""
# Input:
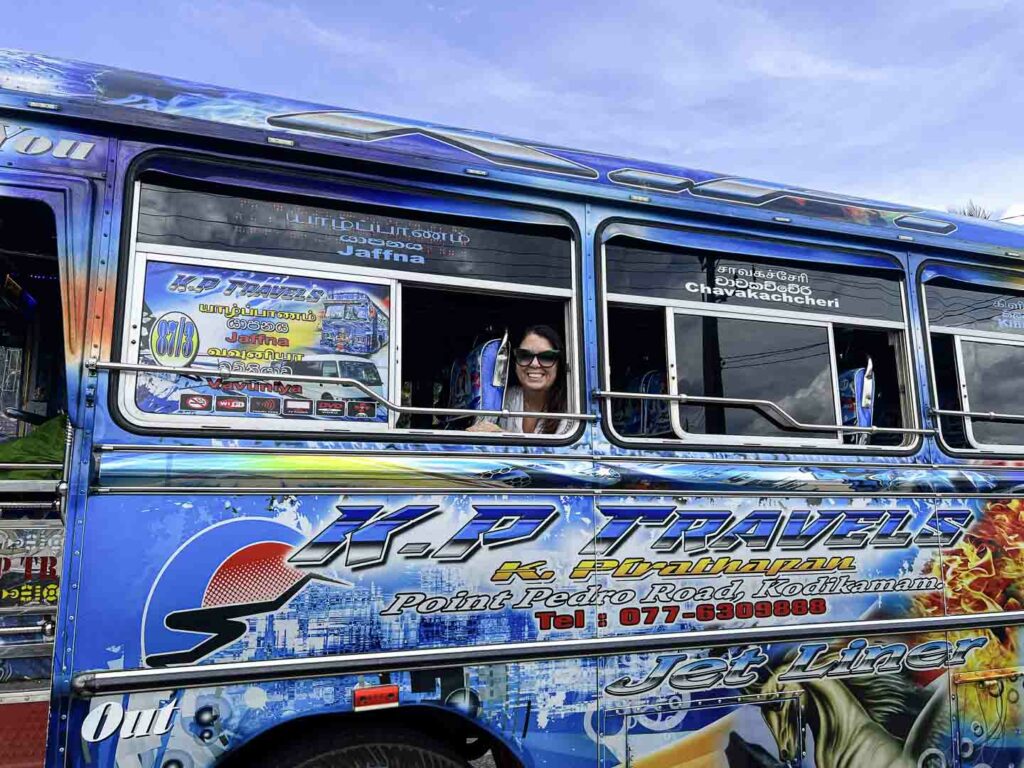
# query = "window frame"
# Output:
<box><xmin>922</xmin><ymin>265</ymin><xmax>1024</xmax><ymax>455</ymax></box>
<box><xmin>664</xmin><ymin>304</ymin><xmax>844</xmax><ymax>448</ymax></box>
<box><xmin>112</xmin><ymin>167</ymin><xmax>585</xmax><ymax>444</ymax></box>
<box><xmin>954</xmin><ymin>334</ymin><xmax>1024</xmax><ymax>451</ymax></box>
<box><xmin>597</xmin><ymin>220</ymin><xmax>920</xmax><ymax>453</ymax></box>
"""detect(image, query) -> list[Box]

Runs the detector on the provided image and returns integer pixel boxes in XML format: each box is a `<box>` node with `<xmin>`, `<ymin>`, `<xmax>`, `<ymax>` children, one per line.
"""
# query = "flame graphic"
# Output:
<box><xmin>913</xmin><ymin>500</ymin><xmax>1024</xmax><ymax>740</ymax></box>
<box><xmin>916</xmin><ymin>499</ymin><xmax>1024</xmax><ymax>619</ymax></box>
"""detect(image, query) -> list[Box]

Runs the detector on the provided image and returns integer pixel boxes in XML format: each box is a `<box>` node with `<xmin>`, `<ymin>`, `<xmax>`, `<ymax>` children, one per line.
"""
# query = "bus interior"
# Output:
<box><xmin>399</xmin><ymin>284</ymin><xmax>568</xmax><ymax>430</ymax></box>
<box><xmin>0</xmin><ymin>196</ymin><xmax>67</xmax><ymax>488</ymax></box>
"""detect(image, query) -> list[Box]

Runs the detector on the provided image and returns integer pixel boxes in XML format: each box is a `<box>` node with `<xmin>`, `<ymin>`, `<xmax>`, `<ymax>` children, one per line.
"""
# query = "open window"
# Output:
<box><xmin>925</xmin><ymin>271</ymin><xmax>1024</xmax><ymax>452</ymax></box>
<box><xmin>397</xmin><ymin>285</ymin><xmax>569</xmax><ymax>431</ymax></box>
<box><xmin>116</xmin><ymin>175</ymin><xmax>580</xmax><ymax>440</ymax></box>
<box><xmin>0</xmin><ymin>194</ymin><xmax>68</xmax><ymax>753</ymax></box>
<box><xmin>0</xmin><ymin>196</ymin><xmax>67</xmax><ymax>472</ymax></box>
<box><xmin>600</xmin><ymin>223</ymin><xmax>916</xmax><ymax>450</ymax></box>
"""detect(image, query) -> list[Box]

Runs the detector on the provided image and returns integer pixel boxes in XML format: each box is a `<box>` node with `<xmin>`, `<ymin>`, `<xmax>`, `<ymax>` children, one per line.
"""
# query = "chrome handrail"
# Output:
<box><xmin>932</xmin><ymin>407</ymin><xmax>1024</xmax><ymax>424</ymax></box>
<box><xmin>89</xmin><ymin>360</ymin><xmax>596</xmax><ymax>423</ymax></box>
<box><xmin>0</xmin><ymin>619</ymin><xmax>52</xmax><ymax>638</ymax></box>
<box><xmin>72</xmin><ymin>607</ymin><xmax>1024</xmax><ymax>697</ymax></box>
<box><xmin>0</xmin><ymin>501</ymin><xmax>57</xmax><ymax>510</ymax></box>
<box><xmin>594</xmin><ymin>390</ymin><xmax>934</xmax><ymax>436</ymax></box>
<box><xmin>56</xmin><ymin>420</ymin><xmax>74</xmax><ymax>522</ymax></box>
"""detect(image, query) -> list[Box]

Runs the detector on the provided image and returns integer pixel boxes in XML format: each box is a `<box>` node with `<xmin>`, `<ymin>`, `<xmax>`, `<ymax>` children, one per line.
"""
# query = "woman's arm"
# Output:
<box><xmin>467</xmin><ymin>420</ymin><xmax>503</xmax><ymax>433</ymax></box>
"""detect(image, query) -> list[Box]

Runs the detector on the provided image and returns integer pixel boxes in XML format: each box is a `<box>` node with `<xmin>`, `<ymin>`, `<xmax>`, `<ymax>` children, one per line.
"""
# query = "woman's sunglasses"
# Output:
<box><xmin>514</xmin><ymin>348</ymin><xmax>560</xmax><ymax>368</ymax></box>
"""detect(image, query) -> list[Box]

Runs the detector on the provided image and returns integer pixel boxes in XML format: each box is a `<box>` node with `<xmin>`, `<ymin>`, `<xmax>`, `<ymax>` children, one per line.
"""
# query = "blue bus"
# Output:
<box><xmin>1</xmin><ymin>48</ymin><xmax>1024</xmax><ymax>768</ymax></box>
<box><xmin>319</xmin><ymin>290</ymin><xmax>389</xmax><ymax>356</ymax></box>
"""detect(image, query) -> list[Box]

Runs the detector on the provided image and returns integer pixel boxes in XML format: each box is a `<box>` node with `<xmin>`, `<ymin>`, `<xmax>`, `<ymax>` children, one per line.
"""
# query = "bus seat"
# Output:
<box><xmin>446</xmin><ymin>332</ymin><xmax>510</xmax><ymax>422</ymax></box>
<box><xmin>839</xmin><ymin>357</ymin><xmax>875</xmax><ymax>444</ymax></box>
<box><xmin>615</xmin><ymin>369</ymin><xmax>671</xmax><ymax>436</ymax></box>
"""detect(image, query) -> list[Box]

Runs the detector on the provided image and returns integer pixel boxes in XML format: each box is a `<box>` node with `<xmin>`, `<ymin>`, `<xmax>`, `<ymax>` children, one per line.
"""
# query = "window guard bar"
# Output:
<box><xmin>932</xmin><ymin>407</ymin><xmax>1024</xmax><ymax>424</ymax></box>
<box><xmin>88</xmin><ymin>360</ymin><xmax>596</xmax><ymax>423</ymax></box>
<box><xmin>593</xmin><ymin>390</ymin><xmax>935</xmax><ymax>436</ymax></box>
<box><xmin>0</xmin><ymin>619</ymin><xmax>53</xmax><ymax>638</ymax></box>
<box><xmin>58</xmin><ymin>420</ymin><xmax>73</xmax><ymax>522</ymax></box>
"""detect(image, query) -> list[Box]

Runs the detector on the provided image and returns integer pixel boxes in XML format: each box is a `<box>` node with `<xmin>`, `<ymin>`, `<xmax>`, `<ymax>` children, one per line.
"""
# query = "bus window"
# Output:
<box><xmin>925</xmin><ymin>275</ymin><xmax>1024</xmax><ymax>451</ymax></box>
<box><xmin>602</xmin><ymin>231</ymin><xmax>915</xmax><ymax>450</ymax></box>
<box><xmin>0</xmin><ymin>196</ymin><xmax>67</xmax><ymax>465</ymax></box>
<box><xmin>117</xmin><ymin>178</ymin><xmax>578</xmax><ymax>439</ymax></box>
<box><xmin>671</xmin><ymin>313</ymin><xmax>839</xmax><ymax>442</ymax></box>
<box><xmin>398</xmin><ymin>285</ymin><xmax>568</xmax><ymax>431</ymax></box>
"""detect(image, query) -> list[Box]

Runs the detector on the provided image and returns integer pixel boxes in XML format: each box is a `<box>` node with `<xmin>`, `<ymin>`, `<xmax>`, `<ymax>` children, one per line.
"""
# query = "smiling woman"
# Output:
<box><xmin>468</xmin><ymin>324</ymin><xmax>570</xmax><ymax>434</ymax></box>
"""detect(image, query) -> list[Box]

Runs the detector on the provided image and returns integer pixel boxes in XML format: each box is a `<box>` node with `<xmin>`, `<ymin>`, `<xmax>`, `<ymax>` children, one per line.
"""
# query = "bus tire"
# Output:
<box><xmin>248</xmin><ymin>726</ymin><xmax>472</xmax><ymax>768</ymax></box>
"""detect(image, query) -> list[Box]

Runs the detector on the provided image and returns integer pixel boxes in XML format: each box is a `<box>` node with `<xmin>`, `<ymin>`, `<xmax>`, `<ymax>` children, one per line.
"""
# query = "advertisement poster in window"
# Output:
<box><xmin>131</xmin><ymin>259</ymin><xmax>390</xmax><ymax>427</ymax></box>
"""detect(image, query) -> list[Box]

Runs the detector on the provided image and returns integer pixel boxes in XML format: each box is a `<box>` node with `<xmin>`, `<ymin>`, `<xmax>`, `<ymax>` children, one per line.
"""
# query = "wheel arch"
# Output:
<box><xmin>214</xmin><ymin>703</ymin><xmax>526</xmax><ymax>768</ymax></box>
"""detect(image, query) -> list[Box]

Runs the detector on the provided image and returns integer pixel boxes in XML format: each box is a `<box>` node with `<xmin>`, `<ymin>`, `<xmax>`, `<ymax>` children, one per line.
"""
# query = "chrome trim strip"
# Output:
<box><xmin>91</xmin><ymin>442</ymin><xmax>940</xmax><ymax>469</ymax></box>
<box><xmin>0</xmin><ymin>687</ymin><xmax>50</xmax><ymax>705</ymax></box>
<box><xmin>94</xmin><ymin>444</ymin><xmax>589</xmax><ymax>457</ymax></box>
<box><xmin>0</xmin><ymin>623</ymin><xmax>45</xmax><ymax>637</ymax></box>
<box><xmin>73</xmin><ymin>609</ymin><xmax>1024</xmax><ymax>697</ymax></box>
<box><xmin>87</xmin><ymin>487</ymin><xmax>1024</xmax><ymax>498</ymax></box>
<box><xmin>0</xmin><ymin>606</ymin><xmax>59</xmax><ymax>617</ymax></box>
<box><xmin>91</xmin><ymin>485</ymin><xmax>574</xmax><ymax>495</ymax></box>
<box><xmin>595</xmin><ymin>390</ymin><xmax>935</xmax><ymax>435</ymax></box>
<box><xmin>0</xmin><ymin>642</ymin><xmax>52</xmax><ymax>659</ymax></box>
<box><xmin>91</xmin><ymin>360</ymin><xmax>596</xmax><ymax>423</ymax></box>
<box><xmin>0</xmin><ymin>463</ymin><xmax>61</xmax><ymax>470</ymax></box>
<box><xmin>0</xmin><ymin>502</ymin><xmax>57</xmax><ymax>510</ymax></box>
<box><xmin>0</xmin><ymin>480</ymin><xmax>60</xmax><ymax>493</ymax></box>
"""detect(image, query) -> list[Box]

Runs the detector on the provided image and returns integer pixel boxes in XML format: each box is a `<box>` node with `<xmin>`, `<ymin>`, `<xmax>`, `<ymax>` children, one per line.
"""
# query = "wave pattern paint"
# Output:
<box><xmin>64</xmin><ymin>491</ymin><xmax>1021</xmax><ymax>766</ymax></box>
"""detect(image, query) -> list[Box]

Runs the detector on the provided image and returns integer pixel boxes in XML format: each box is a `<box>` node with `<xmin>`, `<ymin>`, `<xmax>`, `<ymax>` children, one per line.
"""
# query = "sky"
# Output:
<box><xmin>3</xmin><ymin>0</ymin><xmax>1022</xmax><ymax>218</ymax></box>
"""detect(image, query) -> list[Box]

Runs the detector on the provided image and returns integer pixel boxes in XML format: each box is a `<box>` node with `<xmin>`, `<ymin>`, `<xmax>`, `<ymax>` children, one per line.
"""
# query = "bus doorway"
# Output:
<box><xmin>0</xmin><ymin>194</ymin><xmax>70</xmax><ymax>768</ymax></box>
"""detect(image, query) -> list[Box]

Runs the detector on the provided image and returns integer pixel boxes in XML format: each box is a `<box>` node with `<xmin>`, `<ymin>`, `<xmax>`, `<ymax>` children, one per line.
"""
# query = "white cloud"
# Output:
<box><xmin>15</xmin><ymin>0</ymin><xmax>1018</xmax><ymax>213</ymax></box>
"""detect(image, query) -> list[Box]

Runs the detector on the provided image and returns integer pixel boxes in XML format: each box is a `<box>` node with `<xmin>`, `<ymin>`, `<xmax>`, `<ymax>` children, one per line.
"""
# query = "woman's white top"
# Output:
<box><xmin>477</xmin><ymin>385</ymin><xmax>572</xmax><ymax>434</ymax></box>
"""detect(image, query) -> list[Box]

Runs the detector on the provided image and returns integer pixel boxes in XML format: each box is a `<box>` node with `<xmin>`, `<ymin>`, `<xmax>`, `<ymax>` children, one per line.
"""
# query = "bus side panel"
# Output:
<box><xmin>71</xmin><ymin>659</ymin><xmax>600</xmax><ymax>767</ymax></box>
<box><xmin>592</xmin><ymin>494</ymin><xmax>975</xmax><ymax>767</ymax></box>
<box><xmin>597</xmin><ymin>629</ymin><xmax>964</xmax><ymax>768</ymax></box>
<box><xmin>941</xmin><ymin>496</ymin><xmax>1024</xmax><ymax>768</ymax></box>
<box><xmin>65</xmin><ymin>490</ymin><xmax>600</xmax><ymax>766</ymax></box>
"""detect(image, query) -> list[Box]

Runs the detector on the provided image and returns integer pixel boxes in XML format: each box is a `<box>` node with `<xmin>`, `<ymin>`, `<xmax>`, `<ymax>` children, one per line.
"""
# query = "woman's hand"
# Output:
<box><xmin>467</xmin><ymin>420</ymin><xmax>503</xmax><ymax>433</ymax></box>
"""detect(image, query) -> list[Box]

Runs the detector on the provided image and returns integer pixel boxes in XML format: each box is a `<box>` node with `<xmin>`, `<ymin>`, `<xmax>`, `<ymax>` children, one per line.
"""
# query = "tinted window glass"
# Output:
<box><xmin>961</xmin><ymin>339</ymin><xmax>1024</xmax><ymax>446</ymax></box>
<box><xmin>927</xmin><ymin>281</ymin><xmax>1024</xmax><ymax>337</ymax></box>
<box><xmin>137</xmin><ymin>183</ymin><xmax>572</xmax><ymax>289</ymax></box>
<box><xmin>673</xmin><ymin>314</ymin><xmax>837</xmax><ymax>439</ymax></box>
<box><xmin>607</xmin><ymin>239</ymin><xmax>903</xmax><ymax>322</ymax></box>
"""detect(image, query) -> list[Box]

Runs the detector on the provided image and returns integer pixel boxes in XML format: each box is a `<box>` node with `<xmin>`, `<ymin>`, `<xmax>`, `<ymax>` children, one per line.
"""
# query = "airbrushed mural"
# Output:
<box><xmin>68</xmin><ymin>489</ymin><xmax>1022</xmax><ymax>767</ymax></box>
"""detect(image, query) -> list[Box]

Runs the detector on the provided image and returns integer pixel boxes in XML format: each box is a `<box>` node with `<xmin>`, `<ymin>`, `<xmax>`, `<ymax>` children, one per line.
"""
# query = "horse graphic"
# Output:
<box><xmin>757</xmin><ymin>666</ymin><xmax>948</xmax><ymax>768</ymax></box>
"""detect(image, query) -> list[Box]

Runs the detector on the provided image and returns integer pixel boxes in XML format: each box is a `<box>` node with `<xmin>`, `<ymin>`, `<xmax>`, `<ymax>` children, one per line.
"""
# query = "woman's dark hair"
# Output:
<box><xmin>519</xmin><ymin>324</ymin><xmax>567</xmax><ymax>434</ymax></box>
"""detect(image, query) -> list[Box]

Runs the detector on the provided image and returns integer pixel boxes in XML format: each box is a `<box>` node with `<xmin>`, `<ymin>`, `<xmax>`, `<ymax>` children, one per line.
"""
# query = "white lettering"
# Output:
<box><xmin>0</xmin><ymin>123</ymin><xmax>96</xmax><ymax>162</ymax></box>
